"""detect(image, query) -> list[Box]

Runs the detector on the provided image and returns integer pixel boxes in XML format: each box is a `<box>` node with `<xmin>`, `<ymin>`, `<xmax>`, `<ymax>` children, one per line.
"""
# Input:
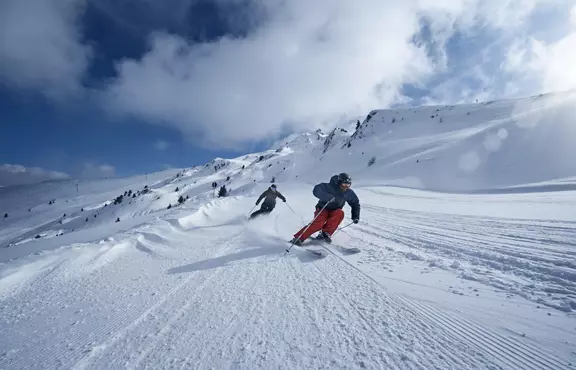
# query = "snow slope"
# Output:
<box><xmin>280</xmin><ymin>90</ymin><xmax>576</xmax><ymax>191</ymax></box>
<box><xmin>1</xmin><ymin>91</ymin><xmax>576</xmax><ymax>369</ymax></box>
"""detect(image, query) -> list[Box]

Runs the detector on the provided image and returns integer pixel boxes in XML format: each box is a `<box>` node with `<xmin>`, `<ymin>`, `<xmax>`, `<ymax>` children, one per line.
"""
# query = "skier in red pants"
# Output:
<box><xmin>291</xmin><ymin>173</ymin><xmax>360</xmax><ymax>246</ymax></box>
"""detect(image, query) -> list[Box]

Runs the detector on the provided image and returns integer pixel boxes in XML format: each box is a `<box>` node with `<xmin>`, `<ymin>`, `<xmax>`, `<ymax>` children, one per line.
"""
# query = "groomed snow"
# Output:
<box><xmin>1</xmin><ymin>91</ymin><xmax>576</xmax><ymax>369</ymax></box>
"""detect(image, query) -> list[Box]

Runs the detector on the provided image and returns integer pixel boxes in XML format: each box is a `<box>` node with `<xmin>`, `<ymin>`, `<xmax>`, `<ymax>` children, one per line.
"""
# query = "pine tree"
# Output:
<box><xmin>218</xmin><ymin>186</ymin><xmax>227</xmax><ymax>197</ymax></box>
<box><xmin>113</xmin><ymin>195</ymin><xmax>124</xmax><ymax>205</ymax></box>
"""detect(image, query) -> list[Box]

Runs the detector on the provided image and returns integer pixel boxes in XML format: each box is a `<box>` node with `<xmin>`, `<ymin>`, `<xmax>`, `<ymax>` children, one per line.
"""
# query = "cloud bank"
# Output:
<box><xmin>105</xmin><ymin>1</ymin><xmax>435</xmax><ymax>148</ymax></box>
<box><xmin>0</xmin><ymin>164</ymin><xmax>70</xmax><ymax>187</ymax></box>
<box><xmin>1</xmin><ymin>0</ymin><xmax>575</xmax><ymax>149</ymax></box>
<box><xmin>0</xmin><ymin>162</ymin><xmax>117</xmax><ymax>186</ymax></box>
<box><xmin>0</xmin><ymin>0</ymin><xmax>90</xmax><ymax>100</ymax></box>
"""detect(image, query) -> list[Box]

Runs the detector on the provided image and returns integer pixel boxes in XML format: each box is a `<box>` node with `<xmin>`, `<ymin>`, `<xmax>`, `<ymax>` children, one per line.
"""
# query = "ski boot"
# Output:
<box><xmin>316</xmin><ymin>231</ymin><xmax>332</xmax><ymax>244</ymax></box>
<box><xmin>289</xmin><ymin>237</ymin><xmax>303</xmax><ymax>246</ymax></box>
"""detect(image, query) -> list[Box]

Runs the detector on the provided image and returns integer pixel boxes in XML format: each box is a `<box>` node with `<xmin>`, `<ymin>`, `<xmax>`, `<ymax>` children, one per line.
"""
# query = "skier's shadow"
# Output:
<box><xmin>166</xmin><ymin>246</ymin><xmax>281</xmax><ymax>274</ymax></box>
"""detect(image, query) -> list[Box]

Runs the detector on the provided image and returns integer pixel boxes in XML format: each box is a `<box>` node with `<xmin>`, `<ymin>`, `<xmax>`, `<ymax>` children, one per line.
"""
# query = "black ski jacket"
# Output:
<box><xmin>256</xmin><ymin>188</ymin><xmax>286</xmax><ymax>206</ymax></box>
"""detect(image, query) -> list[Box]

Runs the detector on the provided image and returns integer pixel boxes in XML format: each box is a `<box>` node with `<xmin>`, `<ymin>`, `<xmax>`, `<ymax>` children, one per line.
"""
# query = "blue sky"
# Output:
<box><xmin>1</xmin><ymin>0</ymin><xmax>575</xmax><ymax>186</ymax></box>
<box><xmin>0</xmin><ymin>89</ymin><xmax>234</xmax><ymax>177</ymax></box>
<box><xmin>0</xmin><ymin>0</ymin><xmax>261</xmax><ymax>181</ymax></box>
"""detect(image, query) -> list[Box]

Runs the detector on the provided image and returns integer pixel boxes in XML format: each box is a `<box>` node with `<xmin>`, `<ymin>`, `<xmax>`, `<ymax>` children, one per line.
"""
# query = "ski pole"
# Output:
<box><xmin>332</xmin><ymin>222</ymin><xmax>354</xmax><ymax>237</ymax></box>
<box><xmin>285</xmin><ymin>201</ymin><xmax>306</xmax><ymax>224</ymax></box>
<box><xmin>284</xmin><ymin>202</ymin><xmax>297</xmax><ymax>215</ymax></box>
<box><xmin>247</xmin><ymin>204</ymin><xmax>257</xmax><ymax>218</ymax></box>
<box><xmin>285</xmin><ymin>202</ymin><xmax>330</xmax><ymax>255</ymax></box>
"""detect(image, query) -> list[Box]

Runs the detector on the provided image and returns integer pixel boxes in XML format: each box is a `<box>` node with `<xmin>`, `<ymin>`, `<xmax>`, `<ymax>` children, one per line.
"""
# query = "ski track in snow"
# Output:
<box><xmin>2</xmin><ymin>199</ymin><xmax>574</xmax><ymax>369</ymax></box>
<box><xmin>3</xmin><ymin>92</ymin><xmax>576</xmax><ymax>369</ymax></box>
<box><xmin>354</xmin><ymin>201</ymin><xmax>576</xmax><ymax>313</ymax></box>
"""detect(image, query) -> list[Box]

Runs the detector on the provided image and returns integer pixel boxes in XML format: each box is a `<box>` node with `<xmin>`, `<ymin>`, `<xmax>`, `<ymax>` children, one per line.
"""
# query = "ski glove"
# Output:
<box><xmin>353</xmin><ymin>219</ymin><xmax>359</xmax><ymax>224</ymax></box>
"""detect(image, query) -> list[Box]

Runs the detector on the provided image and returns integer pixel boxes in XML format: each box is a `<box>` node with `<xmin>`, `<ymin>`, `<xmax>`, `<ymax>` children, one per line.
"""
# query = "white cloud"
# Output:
<box><xmin>0</xmin><ymin>164</ymin><xmax>69</xmax><ymax>187</ymax></box>
<box><xmin>104</xmin><ymin>0</ymin><xmax>573</xmax><ymax>149</ymax></box>
<box><xmin>0</xmin><ymin>0</ymin><xmax>90</xmax><ymax>99</ymax></box>
<box><xmin>104</xmin><ymin>1</ymin><xmax>436</xmax><ymax>149</ymax></box>
<box><xmin>418</xmin><ymin>1</ymin><xmax>576</xmax><ymax>105</ymax></box>
<box><xmin>535</xmin><ymin>34</ymin><xmax>576</xmax><ymax>92</ymax></box>
<box><xmin>80</xmin><ymin>163</ymin><xmax>116</xmax><ymax>179</ymax></box>
<box><xmin>502</xmin><ymin>5</ymin><xmax>576</xmax><ymax>94</ymax></box>
<box><xmin>1</xmin><ymin>0</ymin><xmax>574</xmax><ymax>147</ymax></box>
<box><xmin>154</xmin><ymin>140</ymin><xmax>170</xmax><ymax>151</ymax></box>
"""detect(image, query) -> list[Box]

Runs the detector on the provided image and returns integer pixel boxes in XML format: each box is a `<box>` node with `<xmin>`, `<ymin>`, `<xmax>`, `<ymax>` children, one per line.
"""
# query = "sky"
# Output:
<box><xmin>1</xmin><ymin>0</ymin><xmax>575</xmax><ymax>186</ymax></box>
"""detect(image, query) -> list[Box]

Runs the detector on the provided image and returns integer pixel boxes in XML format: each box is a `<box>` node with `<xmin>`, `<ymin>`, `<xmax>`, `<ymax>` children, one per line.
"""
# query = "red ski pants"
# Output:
<box><xmin>294</xmin><ymin>208</ymin><xmax>344</xmax><ymax>241</ymax></box>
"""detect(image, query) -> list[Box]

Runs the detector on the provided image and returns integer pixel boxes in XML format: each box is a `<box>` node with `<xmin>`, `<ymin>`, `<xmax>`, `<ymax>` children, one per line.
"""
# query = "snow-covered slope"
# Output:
<box><xmin>1</xmin><ymin>91</ymin><xmax>576</xmax><ymax>369</ymax></box>
<box><xmin>279</xmin><ymin>90</ymin><xmax>576</xmax><ymax>191</ymax></box>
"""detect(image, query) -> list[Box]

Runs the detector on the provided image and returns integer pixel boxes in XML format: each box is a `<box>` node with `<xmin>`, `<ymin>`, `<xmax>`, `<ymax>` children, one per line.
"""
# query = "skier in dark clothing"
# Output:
<box><xmin>250</xmin><ymin>184</ymin><xmax>286</xmax><ymax>219</ymax></box>
<box><xmin>291</xmin><ymin>173</ymin><xmax>360</xmax><ymax>245</ymax></box>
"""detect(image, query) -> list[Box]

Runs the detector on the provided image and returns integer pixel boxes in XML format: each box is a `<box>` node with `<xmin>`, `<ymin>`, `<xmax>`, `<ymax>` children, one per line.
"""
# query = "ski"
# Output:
<box><xmin>286</xmin><ymin>240</ymin><xmax>328</xmax><ymax>258</ymax></box>
<box><xmin>328</xmin><ymin>244</ymin><xmax>361</xmax><ymax>254</ymax></box>
<box><xmin>314</xmin><ymin>234</ymin><xmax>361</xmax><ymax>254</ymax></box>
<box><xmin>303</xmin><ymin>248</ymin><xmax>327</xmax><ymax>258</ymax></box>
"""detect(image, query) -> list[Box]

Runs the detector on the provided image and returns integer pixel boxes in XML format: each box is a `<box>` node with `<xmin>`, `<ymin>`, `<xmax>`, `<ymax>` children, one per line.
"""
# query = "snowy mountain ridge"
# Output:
<box><xmin>277</xmin><ymin>89</ymin><xmax>576</xmax><ymax>191</ymax></box>
<box><xmin>1</xmin><ymin>91</ymin><xmax>576</xmax><ymax>369</ymax></box>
